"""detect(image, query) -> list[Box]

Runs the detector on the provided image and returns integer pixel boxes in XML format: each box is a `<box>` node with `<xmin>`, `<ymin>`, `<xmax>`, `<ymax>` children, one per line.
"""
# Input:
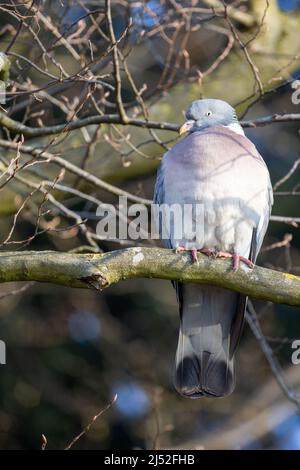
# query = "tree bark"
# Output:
<box><xmin>0</xmin><ymin>248</ymin><xmax>299</xmax><ymax>307</ymax></box>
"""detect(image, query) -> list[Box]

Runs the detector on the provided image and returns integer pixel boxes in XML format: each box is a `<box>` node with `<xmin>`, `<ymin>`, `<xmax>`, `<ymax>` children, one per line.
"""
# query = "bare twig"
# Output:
<box><xmin>1</xmin><ymin>109</ymin><xmax>300</xmax><ymax>137</ymax></box>
<box><xmin>41</xmin><ymin>434</ymin><xmax>47</xmax><ymax>451</ymax></box>
<box><xmin>246</xmin><ymin>301</ymin><xmax>300</xmax><ymax>411</ymax></box>
<box><xmin>64</xmin><ymin>394</ymin><xmax>117</xmax><ymax>450</ymax></box>
<box><xmin>105</xmin><ymin>0</ymin><xmax>128</xmax><ymax>124</ymax></box>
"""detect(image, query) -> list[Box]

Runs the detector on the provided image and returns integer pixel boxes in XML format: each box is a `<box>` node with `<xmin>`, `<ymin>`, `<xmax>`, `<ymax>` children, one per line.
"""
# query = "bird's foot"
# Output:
<box><xmin>175</xmin><ymin>246</ymin><xmax>199</xmax><ymax>263</ymax></box>
<box><xmin>175</xmin><ymin>245</ymin><xmax>186</xmax><ymax>254</ymax></box>
<box><xmin>175</xmin><ymin>245</ymin><xmax>254</xmax><ymax>271</ymax></box>
<box><xmin>216</xmin><ymin>251</ymin><xmax>254</xmax><ymax>272</ymax></box>
<box><xmin>191</xmin><ymin>248</ymin><xmax>198</xmax><ymax>264</ymax></box>
<box><xmin>175</xmin><ymin>246</ymin><xmax>214</xmax><ymax>264</ymax></box>
<box><xmin>199</xmin><ymin>247</ymin><xmax>215</xmax><ymax>257</ymax></box>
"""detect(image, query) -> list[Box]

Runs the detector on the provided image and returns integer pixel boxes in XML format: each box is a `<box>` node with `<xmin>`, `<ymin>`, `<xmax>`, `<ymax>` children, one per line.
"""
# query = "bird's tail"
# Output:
<box><xmin>174</xmin><ymin>284</ymin><xmax>246</xmax><ymax>398</ymax></box>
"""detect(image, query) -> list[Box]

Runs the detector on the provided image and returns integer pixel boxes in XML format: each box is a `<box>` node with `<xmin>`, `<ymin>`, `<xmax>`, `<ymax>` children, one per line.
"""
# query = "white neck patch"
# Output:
<box><xmin>223</xmin><ymin>123</ymin><xmax>245</xmax><ymax>136</ymax></box>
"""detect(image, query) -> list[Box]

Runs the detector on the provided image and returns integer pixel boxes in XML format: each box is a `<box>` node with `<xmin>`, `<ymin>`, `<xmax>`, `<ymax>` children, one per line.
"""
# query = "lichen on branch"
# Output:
<box><xmin>0</xmin><ymin>248</ymin><xmax>299</xmax><ymax>307</ymax></box>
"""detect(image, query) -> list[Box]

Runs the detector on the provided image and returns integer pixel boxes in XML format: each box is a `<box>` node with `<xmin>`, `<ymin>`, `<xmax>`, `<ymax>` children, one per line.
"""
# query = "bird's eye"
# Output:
<box><xmin>206</xmin><ymin>111</ymin><xmax>212</xmax><ymax>116</ymax></box>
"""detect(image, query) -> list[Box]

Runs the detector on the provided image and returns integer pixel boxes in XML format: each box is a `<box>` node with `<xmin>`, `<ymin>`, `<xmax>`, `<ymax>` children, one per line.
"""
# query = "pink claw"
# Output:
<box><xmin>174</xmin><ymin>246</ymin><xmax>201</xmax><ymax>264</ymax></box>
<box><xmin>232</xmin><ymin>254</ymin><xmax>254</xmax><ymax>272</ymax></box>
<box><xmin>175</xmin><ymin>245</ymin><xmax>254</xmax><ymax>271</ymax></box>
<box><xmin>217</xmin><ymin>251</ymin><xmax>254</xmax><ymax>271</ymax></box>
<box><xmin>216</xmin><ymin>250</ymin><xmax>232</xmax><ymax>259</ymax></box>
<box><xmin>199</xmin><ymin>247</ymin><xmax>214</xmax><ymax>257</ymax></box>
<box><xmin>175</xmin><ymin>245</ymin><xmax>186</xmax><ymax>253</ymax></box>
<box><xmin>191</xmin><ymin>248</ymin><xmax>198</xmax><ymax>264</ymax></box>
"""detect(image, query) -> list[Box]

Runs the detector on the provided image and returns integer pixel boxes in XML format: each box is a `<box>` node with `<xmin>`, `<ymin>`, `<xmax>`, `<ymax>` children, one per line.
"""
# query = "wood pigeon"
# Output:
<box><xmin>154</xmin><ymin>99</ymin><xmax>273</xmax><ymax>398</ymax></box>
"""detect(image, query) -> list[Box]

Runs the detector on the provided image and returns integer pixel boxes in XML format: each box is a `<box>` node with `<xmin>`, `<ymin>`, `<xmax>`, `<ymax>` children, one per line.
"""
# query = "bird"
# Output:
<box><xmin>153</xmin><ymin>99</ymin><xmax>273</xmax><ymax>398</ymax></box>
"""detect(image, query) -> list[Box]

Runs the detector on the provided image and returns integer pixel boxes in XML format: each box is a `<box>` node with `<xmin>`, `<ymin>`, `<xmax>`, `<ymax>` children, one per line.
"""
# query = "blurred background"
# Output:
<box><xmin>0</xmin><ymin>0</ymin><xmax>300</xmax><ymax>450</ymax></box>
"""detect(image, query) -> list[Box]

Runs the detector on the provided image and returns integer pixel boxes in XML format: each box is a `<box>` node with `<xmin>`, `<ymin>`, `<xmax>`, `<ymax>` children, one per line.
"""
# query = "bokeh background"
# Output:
<box><xmin>0</xmin><ymin>0</ymin><xmax>300</xmax><ymax>450</ymax></box>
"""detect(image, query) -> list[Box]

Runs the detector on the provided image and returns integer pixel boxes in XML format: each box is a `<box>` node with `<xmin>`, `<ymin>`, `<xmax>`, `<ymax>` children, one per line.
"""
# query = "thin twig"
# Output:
<box><xmin>64</xmin><ymin>394</ymin><xmax>117</xmax><ymax>450</ymax></box>
<box><xmin>246</xmin><ymin>301</ymin><xmax>300</xmax><ymax>411</ymax></box>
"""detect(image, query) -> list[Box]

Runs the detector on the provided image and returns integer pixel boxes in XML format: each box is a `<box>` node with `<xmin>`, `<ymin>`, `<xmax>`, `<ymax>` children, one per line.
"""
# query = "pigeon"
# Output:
<box><xmin>153</xmin><ymin>99</ymin><xmax>273</xmax><ymax>398</ymax></box>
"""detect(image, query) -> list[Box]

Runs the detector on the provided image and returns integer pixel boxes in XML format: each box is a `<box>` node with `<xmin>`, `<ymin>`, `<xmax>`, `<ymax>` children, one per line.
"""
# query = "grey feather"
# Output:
<box><xmin>174</xmin><ymin>284</ymin><xmax>237</xmax><ymax>398</ymax></box>
<box><xmin>153</xmin><ymin>101</ymin><xmax>272</xmax><ymax>398</ymax></box>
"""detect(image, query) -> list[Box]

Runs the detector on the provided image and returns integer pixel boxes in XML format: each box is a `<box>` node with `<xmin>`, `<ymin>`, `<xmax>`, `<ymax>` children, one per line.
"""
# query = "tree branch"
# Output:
<box><xmin>105</xmin><ymin>0</ymin><xmax>129</xmax><ymax>124</ymax></box>
<box><xmin>0</xmin><ymin>248</ymin><xmax>299</xmax><ymax>306</ymax></box>
<box><xmin>0</xmin><ymin>109</ymin><xmax>300</xmax><ymax>137</ymax></box>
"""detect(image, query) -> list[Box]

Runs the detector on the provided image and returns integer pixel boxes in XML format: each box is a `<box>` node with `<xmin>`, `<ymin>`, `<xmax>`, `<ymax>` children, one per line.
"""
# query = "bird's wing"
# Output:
<box><xmin>251</xmin><ymin>180</ymin><xmax>273</xmax><ymax>263</ymax></box>
<box><xmin>231</xmin><ymin>169</ymin><xmax>273</xmax><ymax>357</ymax></box>
<box><xmin>153</xmin><ymin>161</ymin><xmax>173</xmax><ymax>250</ymax></box>
<box><xmin>153</xmin><ymin>161</ymin><xmax>165</xmax><ymax>206</ymax></box>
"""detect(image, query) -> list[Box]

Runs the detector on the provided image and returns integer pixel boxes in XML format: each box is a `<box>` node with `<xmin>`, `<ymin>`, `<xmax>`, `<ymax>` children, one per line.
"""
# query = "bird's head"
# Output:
<box><xmin>179</xmin><ymin>99</ymin><xmax>239</xmax><ymax>135</ymax></box>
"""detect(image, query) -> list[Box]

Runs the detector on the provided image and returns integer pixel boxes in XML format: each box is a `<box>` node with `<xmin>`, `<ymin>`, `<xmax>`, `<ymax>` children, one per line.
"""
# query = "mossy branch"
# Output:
<box><xmin>0</xmin><ymin>248</ymin><xmax>299</xmax><ymax>307</ymax></box>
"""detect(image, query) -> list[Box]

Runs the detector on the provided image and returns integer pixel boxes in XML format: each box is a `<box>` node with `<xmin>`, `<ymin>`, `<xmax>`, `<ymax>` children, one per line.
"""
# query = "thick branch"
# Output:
<box><xmin>0</xmin><ymin>248</ymin><xmax>299</xmax><ymax>307</ymax></box>
<box><xmin>0</xmin><ymin>110</ymin><xmax>299</xmax><ymax>137</ymax></box>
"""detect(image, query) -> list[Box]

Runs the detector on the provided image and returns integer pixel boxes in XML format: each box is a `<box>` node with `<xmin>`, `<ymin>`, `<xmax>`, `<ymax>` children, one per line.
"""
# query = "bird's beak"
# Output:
<box><xmin>179</xmin><ymin>120</ymin><xmax>195</xmax><ymax>136</ymax></box>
